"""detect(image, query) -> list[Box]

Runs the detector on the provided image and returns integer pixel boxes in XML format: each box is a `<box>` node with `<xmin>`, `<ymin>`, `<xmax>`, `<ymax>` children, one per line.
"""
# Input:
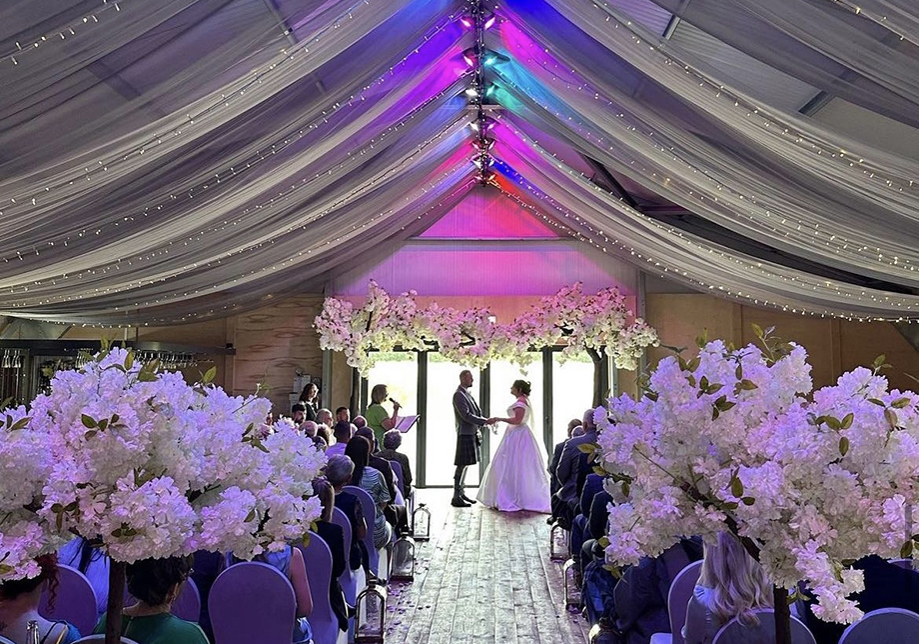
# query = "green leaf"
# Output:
<box><xmin>885</xmin><ymin>408</ymin><xmax>899</xmax><ymax>429</ymax></box>
<box><xmin>868</xmin><ymin>398</ymin><xmax>886</xmax><ymax>407</ymax></box>
<box><xmin>892</xmin><ymin>397</ymin><xmax>911</xmax><ymax>409</ymax></box>
<box><xmin>902</xmin><ymin>540</ymin><xmax>914</xmax><ymax>558</ymax></box>
<box><xmin>245</xmin><ymin>509</ymin><xmax>257</xmax><ymax>523</ymax></box>
<box><xmin>874</xmin><ymin>354</ymin><xmax>887</xmax><ymax>369</ymax></box>
<box><xmin>839</xmin><ymin>436</ymin><xmax>850</xmax><ymax>457</ymax></box>
<box><xmin>711</xmin><ymin>407</ymin><xmax>720</xmax><ymax>421</ymax></box>
<box><xmin>731</xmin><ymin>477</ymin><xmax>744</xmax><ymax>498</ymax></box>
<box><xmin>739</xmin><ymin>379</ymin><xmax>758</xmax><ymax>391</ymax></box>
<box><xmin>687</xmin><ymin>357</ymin><xmax>700</xmax><ymax>372</ymax></box>
<box><xmin>621</xmin><ymin>481</ymin><xmax>630</xmax><ymax>497</ymax></box>
<box><xmin>696</xmin><ymin>329</ymin><xmax>708</xmax><ymax>349</ymax></box>
<box><xmin>84</xmin><ymin>430</ymin><xmax>97</xmax><ymax>439</ymax></box>
<box><xmin>824</xmin><ymin>416</ymin><xmax>841</xmax><ymax>431</ymax></box>
<box><xmin>592</xmin><ymin>466</ymin><xmax>607</xmax><ymax>477</ymax></box>
<box><xmin>98</xmin><ymin>418</ymin><xmax>108</xmax><ymax>431</ymax></box>
<box><xmin>203</xmin><ymin>365</ymin><xmax>218</xmax><ymax>384</ymax></box>
<box><xmin>645</xmin><ymin>391</ymin><xmax>659</xmax><ymax>402</ymax></box>
<box><xmin>577</xmin><ymin>443</ymin><xmax>597</xmax><ymax>454</ymax></box>
<box><xmin>741</xmin><ymin>497</ymin><xmax>755</xmax><ymax>506</ymax></box>
<box><xmin>752</xmin><ymin>323</ymin><xmax>764</xmax><ymax>339</ymax></box>
<box><xmin>840</xmin><ymin>413</ymin><xmax>854</xmax><ymax>430</ymax></box>
<box><xmin>81</xmin><ymin>414</ymin><xmax>97</xmax><ymax>429</ymax></box>
<box><xmin>735</xmin><ymin>364</ymin><xmax>743</xmax><ymax>380</ymax></box>
<box><xmin>598</xmin><ymin>536</ymin><xmax>610</xmax><ymax>548</ymax></box>
<box><xmin>10</xmin><ymin>417</ymin><xmax>30</xmax><ymax>431</ymax></box>
<box><xmin>678</xmin><ymin>356</ymin><xmax>689</xmax><ymax>372</ymax></box>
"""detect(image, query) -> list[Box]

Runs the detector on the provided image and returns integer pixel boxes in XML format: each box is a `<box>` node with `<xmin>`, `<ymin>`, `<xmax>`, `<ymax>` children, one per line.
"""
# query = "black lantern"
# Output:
<box><xmin>390</xmin><ymin>534</ymin><xmax>416</xmax><ymax>582</ymax></box>
<box><xmin>563</xmin><ymin>558</ymin><xmax>581</xmax><ymax>612</ymax></box>
<box><xmin>549</xmin><ymin>522</ymin><xmax>568</xmax><ymax>561</ymax></box>
<box><xmin>412</xmin><ymin>502</ymin><xmax>431</xmax><ymax>541</ymax></box>
<box><xmin>355</xmin><ymin>577</ymin><xmax>388</xmax><ymax>643</ymax></box>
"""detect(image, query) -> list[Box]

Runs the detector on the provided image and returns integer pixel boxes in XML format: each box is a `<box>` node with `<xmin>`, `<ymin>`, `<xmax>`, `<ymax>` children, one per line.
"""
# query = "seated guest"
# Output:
<box><xmin>95</xmin><ymin>556</ymin><xmax>207</xmax><ymax>644</ymax></box>
<box><xmin>581</xmin><ymin>487</ymin><xmax>613</xmax><ymax>571</ymax></box>
<box><xmin>328</xmin><ymin>455</ymin><xmax>370</xmax><ymax>574</ymax></box>
<box><xmin>291</xmin><ymin>403</ymin><xmax>307</xmax><ymax>425</ymax></box>
<box><xmin>354</xmin><ymin>427</ymin><xmax>408</xmax><ymax>535</ymax></box>
<box><xmin>378</xmin><ymin>429</ymin><xmax>413</xmax><ymax>493</ymax></box>
<box><xmin>315</xmin><ymin>423</ymin><xmax>332</xmax><ymax>447</ymax></box>
<box><xmin>59</xmin><ymin>536</ymin><xmax>110</xmax><ymax>617</ymax></box>
<box><xmin>683</xmin><ymin>531</ymin><xmax>772</xmax><ymax>644</ymax></box>
<box><xmin>353</xmin><ymin>415</ymin><xmax>367</xmax><ymax>430</ymax></box>
<box><xmin>326</xmin><ymin>420</ymin><xmax>354</xmax><ymax>457</ymax></box>
<box><xmin>316</xmin><ymin>408</ymin><xmax>333</xmax><ymax>428</ymax></box>
<box><xmin>570</xmin><ymin>473</ymin><xmax>605</xmax><ymax>568</ymax></box>
<box><xmin>336</xmin><ymin>406</ymin><xmax>351</xmax><ymax>423</ymax></box>
<box><xmin>613</xmin><ymin>538</ymin><xmax>703</xmax><ymax>643</ymax></box>
<box><xmin>0</xmin><ymin>555</ymin><xmax>82</xmax><ymax>644</ymax></box>
<box><xmin>313</xmin><ymin>479</ymin><xmax>349</xmax><ymax>633</ymax></box>
<box><xmin>301</xmin><ymin>420</ymin><xmax>318</xmax><ymax>438</ymax></box>
<box><xmin>345</xmin><ymin>436</ymin><xmax>393</xmax><ymax>550</ymax></box>
<box><xmin>549</xmin><ymin>418</ymin><xmax>583</xmax><ymax>497</ymax></box>
<box><xmin>312</xmin><ymin>435</ymin><xmax>328</xmax><ymax>451</ymax></box>
<box><xmin>552</xmin><ymin>409</ymin><xmax>598</xmax><ymax>528</ymax></box>
<box><xmin>801</xmin><ymin>555</ymin><xmax>919</xmax><ymax>644</ymax></box>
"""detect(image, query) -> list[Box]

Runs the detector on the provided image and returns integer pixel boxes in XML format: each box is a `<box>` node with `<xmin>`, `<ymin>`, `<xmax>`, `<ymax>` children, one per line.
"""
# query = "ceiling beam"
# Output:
<box><xmin>580</xmin><ymin>154</ymin><xmax>640</xmax><ymax>210</ymax></box>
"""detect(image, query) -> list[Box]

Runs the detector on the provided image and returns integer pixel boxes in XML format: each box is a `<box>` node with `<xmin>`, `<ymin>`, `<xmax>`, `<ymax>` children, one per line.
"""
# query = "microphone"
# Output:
<box><xmin>389</xmin><ymin>397</ymin><xmax>401</xmax><ymax>407</ymax></box>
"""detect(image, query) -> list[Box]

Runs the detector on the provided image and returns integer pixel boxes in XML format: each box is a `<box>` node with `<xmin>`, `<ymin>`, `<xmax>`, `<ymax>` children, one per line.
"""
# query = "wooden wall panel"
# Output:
<box><xmin>739</xmin><ymin>309</ymin><xmax>836</xmax><ymax>389</ymax></box>
<box><xmin>645</xmin><ymin>293</ymin><xmax>738</xmax><ymax>368</ymax></box>
<box><xmin>840</xmin><ymin>321</ymin><xmax>919</xmax><ymax>393</ymax></box>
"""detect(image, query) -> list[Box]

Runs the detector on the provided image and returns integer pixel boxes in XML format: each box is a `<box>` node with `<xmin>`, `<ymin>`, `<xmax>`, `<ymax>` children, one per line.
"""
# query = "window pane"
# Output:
<box><xmin>552</xmin><ymin>352</ymin><xmax>594</xmax><ymax>448</ymax></box>
<box><xmin>425</xmin><ymin>355</ymin><xmax>479</xmax><ymax>487</ymax></box>
<box><xmin>487</xmin><ymin>357</ymin><xmax>544</xmax><ymax>458</ymax></box>
<box><xmin>365</xmin><ymin>352</ymin><xmax>418</xmax><ymax>483</ymax></box>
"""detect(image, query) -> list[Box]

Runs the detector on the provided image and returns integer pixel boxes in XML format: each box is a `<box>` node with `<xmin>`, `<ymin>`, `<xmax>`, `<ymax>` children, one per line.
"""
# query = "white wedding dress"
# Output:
<box><xmin>476</xmin><ymin>398</ymin><xmax>551</xmax><ymax>513</ymax></box>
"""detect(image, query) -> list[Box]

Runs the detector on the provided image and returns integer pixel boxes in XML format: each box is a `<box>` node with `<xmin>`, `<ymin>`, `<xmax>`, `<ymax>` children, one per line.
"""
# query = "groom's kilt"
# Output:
<box><xmin>454</xmin><ymin>432</ymin><xmax>481</xmax><ymax>466</ymax></box>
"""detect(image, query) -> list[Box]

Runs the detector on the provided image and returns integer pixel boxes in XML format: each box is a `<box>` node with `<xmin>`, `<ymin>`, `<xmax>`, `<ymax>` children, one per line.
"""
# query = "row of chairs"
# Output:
<box><xmin>649</xmin><ymin>559</ymin><xmax>919</xmax><ymax>644</ymax></box>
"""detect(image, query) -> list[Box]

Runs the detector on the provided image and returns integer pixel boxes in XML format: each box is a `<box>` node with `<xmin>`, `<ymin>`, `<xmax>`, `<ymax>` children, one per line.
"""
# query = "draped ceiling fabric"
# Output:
<box><xmin>3</xmin><ymin>0</ymin><xmax>919</xmax><ymax>324</ymax></box>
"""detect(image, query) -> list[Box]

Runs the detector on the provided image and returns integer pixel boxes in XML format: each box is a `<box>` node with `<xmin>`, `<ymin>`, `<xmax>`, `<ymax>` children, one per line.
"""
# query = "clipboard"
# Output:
<box><xmin>395</xmin><ymin>415</ymin><xmax>419</xmax><ymax>433</ymax></box>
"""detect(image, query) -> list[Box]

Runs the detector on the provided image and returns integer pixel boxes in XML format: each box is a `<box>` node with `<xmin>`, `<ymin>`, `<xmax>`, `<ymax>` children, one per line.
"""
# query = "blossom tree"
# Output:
<box><xmin>594</xmin><ymin>326</ymin><xmax>919</xmax><ymax>643</ymax></box>
<box><xmin>315</xmin><ymin>281</ymin><xmax>659</xmax><ymax>402</ymax></box>
<box><xmin>1</xmin><ymin>345</ymin><xmax>325</xmax><ymax>644</ymax></box>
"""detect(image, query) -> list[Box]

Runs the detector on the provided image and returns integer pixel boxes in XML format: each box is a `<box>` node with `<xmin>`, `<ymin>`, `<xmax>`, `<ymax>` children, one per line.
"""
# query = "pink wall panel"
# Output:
<box><xmin>419</xmin><ymin>187</ymin><xmax>564</xmax><ymax>239</ymax></box>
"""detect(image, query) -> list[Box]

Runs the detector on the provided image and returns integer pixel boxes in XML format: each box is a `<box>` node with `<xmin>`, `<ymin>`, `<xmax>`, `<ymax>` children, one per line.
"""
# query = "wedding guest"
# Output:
<box><xmin>549</xmin><ymin>418</ymin><xmax>583</xmax><ymax>496</ymax></box>
<box><xmin>570</xmin><ymin>473</ymin><xmax>605</xmax><ymax>568</ymax></box>
<box><xmin>299</xmin><ymin>383</ymin><xmax>319</xmax><ymax>422</ymax></box>
<box><xmin>365</xmin><ymin>384</ymin><xmax>400</xmax><ymax>448</ymax></box>
<box><xmin>302</xmin><ymin>420</ymin><xmax>318</xmax><ymax>438</ymax></box>
<box><xmin>58</xmin><ymin>536</ymin><xmax>110</xmax><ymax>617</ymax></box>
<box><xmin>801</xmin><ymin>555</ymin><xmax>919</xmax><ymax>644</ymax></box>
<box><xmin>0</xmin><ymin>555</ymin><xmax>82</xmax><ymax>644</ymax></box>
<box><xmin>552</xmin><ymin>408</ymin><xmax>598</xmax><ymax>528</ymax></box>
<box><xmin>95</xmin><ymin>556</ymin><xmax>207</xmax><ymax>644</ymax></box>
<box><xmin>326</xmin><ymin>421</ymin><xmax>354</xmax><ymax>457</ymax></box>
<box><xmin>682</xmin><ymin>532</ymin><xmax>772</xmax><ymax>644</ymax></box>
<box><xmin>312</xmin><ymin>435</ymin><xmax>328</xmax><ymax>451</ymax></box>
<box><xmin>313</xmin><ymin>479</ymin><xmax>349</xmax><ymax>633</ymax></box>
<box><xmin>316</xmin><ymin>408</ymin><xmax>333</xmax><ymax>428</ymax></box>
<box><xmin>328</xmin><ymin>455</ymin><xmax>369</xmax><ymax>574</ymax></box>
<box><xmin>354</xmin><ymin>427</ymin><xmax>408</xmax><ymax>535</ymax></box>
<box><xmin>291</xmin><ymin>403</ymin><xmax>307</xmax><ymax>425</ymax></box>
<box><xmin>345</xmin><ymin>436</ymin><xmax>392</xmax><ymax>550</ymax></box>
<box><xmin>315</xmin><ymin>423</ymin><xmax>332</xmax><ymax>447</ymax></box>
<box><xmin>336</xmin><ymin>407</ymin><xmax>351</xmax><ymax>423</ymax></box>
<box><xmin>353</xmin><ymin>415</ymin><xmax>367</xmax><ymax>430</ymax></box>
<box><xmin>378</xmin><ymin>429</ymin><xmax>413</xmax><ymax>493</ymax></box>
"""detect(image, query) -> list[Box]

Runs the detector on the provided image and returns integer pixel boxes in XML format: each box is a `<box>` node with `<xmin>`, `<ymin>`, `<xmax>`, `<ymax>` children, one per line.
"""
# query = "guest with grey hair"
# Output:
<box><xmin>327</xmin><ymin>455</ymin><xmax>368</xmax><ymax>573</ymax></box>
<box><xmin>352</xmin><ymin>415</ymin><xmax>367</xmax><ymax>429</ymax></box>
<box><xmin>316</xmin><ymin>408</ymin><xmax>333</xmax><ymax>427</ymax></box>
<box><xmin>378</xmin><ymin>429</ymin><xmax>413</xmax><ymax>493</ymax></box>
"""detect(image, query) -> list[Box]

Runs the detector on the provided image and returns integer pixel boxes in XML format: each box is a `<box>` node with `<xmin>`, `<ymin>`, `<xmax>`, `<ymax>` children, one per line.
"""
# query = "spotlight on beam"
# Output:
<box><xmin>483</xmin><ymin>11</ymin><xmax>497</xmax><ymax>30</ymax></box>
<box><xmin>460</xmin><ymin>15</ymin><xmax>474</xmax><ymax>28</ymax></box>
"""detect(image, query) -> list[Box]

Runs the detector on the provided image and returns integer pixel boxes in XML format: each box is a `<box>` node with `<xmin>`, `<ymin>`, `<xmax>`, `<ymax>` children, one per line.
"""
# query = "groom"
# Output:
<box><xmin>452</xmin><ymin>370</ymin><xmax>495</xmax><ymax>508</ymax></box>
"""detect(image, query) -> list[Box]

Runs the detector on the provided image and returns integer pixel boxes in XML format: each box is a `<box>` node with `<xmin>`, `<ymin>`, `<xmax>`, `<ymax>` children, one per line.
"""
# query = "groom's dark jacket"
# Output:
<box><xmin>453</xmin><ymin>385</ymin><xmax>488</xmax><ymax>436</ymax></box>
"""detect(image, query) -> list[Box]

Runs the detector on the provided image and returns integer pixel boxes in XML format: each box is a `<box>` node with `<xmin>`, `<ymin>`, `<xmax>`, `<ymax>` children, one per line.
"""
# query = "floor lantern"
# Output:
<box><xmin>355</xmin><ymin>577</ymin><xmax>388</xmax><ymax>643</ymax></box>
<box><xmin>549</xmin><ymin>522</ymin><xmax>568</xmax><ymax>561</ymax></box>
<box><xmin>390</xmin><ymin>534</ymin><xmax>416</xmax><ymax>582</ymax></box>
<box><xmin>412</xmin><ymin>503</ymin><xmax>431</xmax><ymax>541</ymax></box>
<box><xmin>563</xmin><ymin>558</ymin><xmax>581</xmax><ymax>612</ymax></box>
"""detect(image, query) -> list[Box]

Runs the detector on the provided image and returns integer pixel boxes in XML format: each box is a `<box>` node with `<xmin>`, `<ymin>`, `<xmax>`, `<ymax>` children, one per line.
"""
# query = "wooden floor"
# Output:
<box><xmin>384</xmin><ymin>489</ymin><xmax>591</xmax><ymax>644</ymax></box>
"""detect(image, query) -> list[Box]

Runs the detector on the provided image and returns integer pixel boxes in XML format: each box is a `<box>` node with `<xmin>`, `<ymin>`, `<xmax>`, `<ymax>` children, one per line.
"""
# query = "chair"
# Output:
<box><xmin>73</xmin><ymin>638</ymin><xmax>140</xmax><ymax>644</ymax></box>
<box><xmin>388</xmin><ymin>460</ymin><xmax>406</xmax><ymax>498</ymax></box>
<box><xmin>891</xmin><ymin>558</ymin><xmax>915</xmax><ymax>570</ymax></box>
<box><xmin>171</xmin><ymin>577</ymin><xmax>201</xmax><ymax>622</ymax></box>
<box><xmin>0</xmin><ymin>636</ymin><xmax>15</xmax><ymax>644</ymax></box>
<box><xmin>332</xmin><ymin>506</ymin><xmax>366</xmax><ymax>605</ymax></box>
<box><xmin>209</xmin><ymin>561</ymin><xmax>296</xmax><ymax>644</ymax></box>
<box><xmin>39</xmin><ymin>563</ymin><xmax>99</xmax><ymax>636</ymax></box>
<box><xmin>838</xmin><ymin>607</ymin><xmax>919</xmax><ymax>643</ymax></box>
<box><xmin>711</xmin><ymin>610</ymin><xmax>816</xmax><ymax>644</ymax></box>
<box><xmin>295</xmin><ymin>531</ymin><xmax>343</xmax><ymax>644</ymax></box>
<box><xmin>344</xmin><ymin>485</ymin><xmax>381</xmax><ymax>577</ymax></box>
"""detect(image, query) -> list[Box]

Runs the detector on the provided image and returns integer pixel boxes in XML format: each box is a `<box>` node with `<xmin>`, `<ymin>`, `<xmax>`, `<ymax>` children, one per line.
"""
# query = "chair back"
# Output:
<box><xmin>332</xmin><ymin>507</ymin><xmax>359</xmax><ymax>604</ymax></box>
<box><xmin>344</xmin><ymin>484</ymin><xmax>380</xmax><ymax>575</ymax></box>
<box><xmin>838</xmin><ymin>607</ymin><xmax>919</xmax><ymax>644</ymax></box>
<box><xmin>209</xmin><ymin>561</ymin><xmax>296</xmax><ymax>644</ymax></box>
<box><xmin>388</xmin><ymin>460</ymin><xmax>406</xmax><ymax>497</ymax></box>
<box><xmin>667</xmin><ymin>560</ymin><xmax>702</xmax><ymax>644</ymax></box>
<box><xmin>890</xmin><ymin>558</ymin><xmax>915</xmax><ymax>570</ymax></box>
<box><xmin>295</xmin><ymin>531</ymin><xmax>340</xmax><ymax>644</ymax></box>
<box><xmin>171</xmin><ymin>577</ymin><xmax>202</xmax><ymax>622</ymax></box>
<box><xmin>73</xmin><ymin>637</ymin><xmax>141</xmax><ymax>644</ymax></box>
<box><xmin>0</xmin><ymin>635</ymin><xmax>16</xmax><ymax>644</ymax></box>
<box><xmin>39</xmin><ymin>563</ymin><xmax>99</xmax><ymax>635</ymax></box>
<box><xmin>711</xmin><ymin>610</ymin><xmax>816</xmax><ymax>644</ymax></box>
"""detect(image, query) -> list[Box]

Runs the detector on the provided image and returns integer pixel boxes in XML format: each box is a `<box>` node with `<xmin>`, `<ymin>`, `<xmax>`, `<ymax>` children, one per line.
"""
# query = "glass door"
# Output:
<box><xmin>486</xmin><ymin>357</ymin><xmax>544</xmax><ymax>459</ymax></box>
<box><xmin>424</xmin><ymin>354</ymin><xmax>480</xmax><ymax>487</ymax></box>
<box><xmin>365</xmin><ymin>352</ymin><xmax>418</xmax><ymax>482</ymax></box>
<box><xmin>551</xmin><ymin>351</ymin><xmax>594</xmax><ymax>448</ymax></box>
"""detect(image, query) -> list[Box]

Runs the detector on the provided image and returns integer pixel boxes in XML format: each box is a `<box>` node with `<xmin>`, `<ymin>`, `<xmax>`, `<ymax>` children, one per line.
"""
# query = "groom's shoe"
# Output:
<box><xmin>451</xmin><ymin>496</ymin><xmax>471</xmax><ymax>508</ymax></box>
<box><xmin>461</xmin><ymin>494</ymin><xmax>477</xmax><ymax>504</ymax></box>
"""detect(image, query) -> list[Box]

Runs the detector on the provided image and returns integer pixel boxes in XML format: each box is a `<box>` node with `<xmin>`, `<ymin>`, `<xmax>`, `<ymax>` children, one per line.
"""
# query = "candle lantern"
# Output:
<box><xmin>355</xmin><ymin>577</ymin><xmax>388</xmax><ymax>643</ymax></box>
<box><xmin>549</xmin><ymin>522</ymin><xmax>568</xmax><ymax>561</ymax></box>
<box><xmin>390</xmin><ymin>534</ymin><xmax>416</xmax><ymax>582</ymax></box>
<box><xmin>563</xmin><ymin>558</ymin><xmax>581</xmax><ymax>612</ymax></box>
<box><xmin>412</xmin><ymin>502</ymin><xmax>431</xmax><ymax>541</ymax></box>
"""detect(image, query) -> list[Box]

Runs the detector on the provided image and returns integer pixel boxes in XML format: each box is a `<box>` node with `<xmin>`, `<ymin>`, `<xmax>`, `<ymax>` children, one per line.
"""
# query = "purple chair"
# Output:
<box><xmin>296</xmin><ymin>532</ymin><xmax>342</xmax><ymax>644</ymax></box>
<box><xmin>839</xmin><ymin>607</ymin><xmax>919</xmax><ymax>644</ymax></box>
<box><xmin>209</xmin><ymin>561</ymin><xmax>296</xmax><ymax>644</ymax></box>
<box><xmin>650</xmin><ymin>560</ymin><xmax>702</xmax><ymax>644</ymax></box>
<box><xmin>171</xmin><ymin>577</ymin><xmax>201</xmax><ymax>622</ymax></box>
<box><xmin>712</xmin><ymin>610</ymin><xmax>816</xmax><ymax>644</ymax></box>
<box><xmin>73</xmin><ymin>637</ymin><xmax>141</xmax><ymax>643</ymax></box>
<box><xmin>387</xmin><ymin>460</ymin><xmax>406</xmax><ymax>498</ymax></box>
<box><xmin>39</xmin><ymin>563</ymin><xmax>98</xmax><ymax>636</ymax></box>
<box><xmin>344</xmin><ymin>485</ymin><xmax>380</xmax><ymax>576</ymax></box>
<box><xmin>332</xmin><ymin>506</ymin><xmax>364</xmax><ymax>605</ymax></box>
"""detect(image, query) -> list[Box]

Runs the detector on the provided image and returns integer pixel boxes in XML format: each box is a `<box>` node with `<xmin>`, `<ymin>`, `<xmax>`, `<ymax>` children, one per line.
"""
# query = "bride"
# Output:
<box><xmin>476</xmin><ymin>379</ymin><xmax>551</xmax><ymax>513</ymax></box>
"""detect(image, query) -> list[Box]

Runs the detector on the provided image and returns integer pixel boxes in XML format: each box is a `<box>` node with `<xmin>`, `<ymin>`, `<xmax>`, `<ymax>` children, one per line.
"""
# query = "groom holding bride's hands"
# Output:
<box><xmin>452</xmin><ymin>369</ymin><xmax>496</xmax><ymax>508</ymax></box>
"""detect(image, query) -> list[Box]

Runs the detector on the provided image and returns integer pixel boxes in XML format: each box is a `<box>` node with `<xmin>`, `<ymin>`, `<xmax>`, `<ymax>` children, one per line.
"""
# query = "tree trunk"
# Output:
<box><xmin>587</xmin><ymin>348</ymin><xmax>609</xmax><ymax>407</ymax></box>
<box><xmin>105</xmin><ymin>560</ymin><xmax>126</xmax><ymax>644</ymax></box>
<box><xmin>773</xmin><ymin>586</ymin><xmax>792</xmax><ymax>644</ymax></box>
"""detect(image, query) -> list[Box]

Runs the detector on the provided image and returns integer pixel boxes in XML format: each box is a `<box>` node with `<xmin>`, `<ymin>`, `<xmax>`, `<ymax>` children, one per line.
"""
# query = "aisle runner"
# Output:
<box><xmin>385</xmin><ymin>490</ymin><xmax>590</xmax><ymax>644</ymax></box>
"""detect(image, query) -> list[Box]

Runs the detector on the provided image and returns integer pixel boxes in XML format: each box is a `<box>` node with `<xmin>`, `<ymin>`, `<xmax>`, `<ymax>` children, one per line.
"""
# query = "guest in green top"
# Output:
<box><xmin>365</xmin><ymin>383</ymin><xmax>400</xmax><ymax>449</ymax></box>
<box><xmin>96</xmin><ymin>555</ymin><xmax>208</xmax><ymax>644</ymax></box>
